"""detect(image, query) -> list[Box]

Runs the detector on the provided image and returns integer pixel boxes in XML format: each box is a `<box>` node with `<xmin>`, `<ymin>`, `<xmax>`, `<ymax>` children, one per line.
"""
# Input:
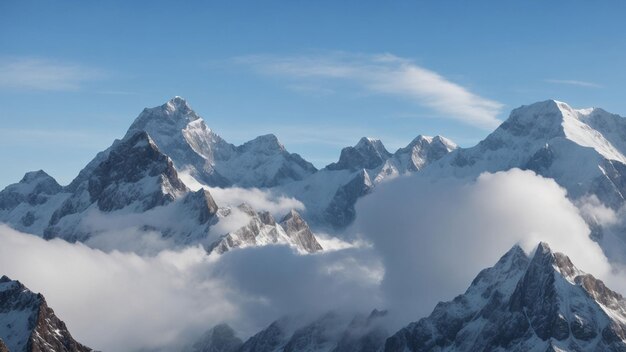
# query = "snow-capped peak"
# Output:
<box><xmin>165</xmin><ymin>96</ymin><xmax>192</xmax><ymax>112</ymax></box>
<box><xmin>19</xmin><ymin>170</ymin><xmax>54</xmax><ymax>184</ymax></box>
<box><xmin>127</xmin><ymin>97</ymin><xmax>201</xmax><ymax>136</ymax></box>
<box><xmin>327</xmin><ymin>137</ymin><xmax>392</xmax><ymax>171</ymax></box>
<box><xmin>239</xmin><ymin>134</ymin><xmax>285</xmax><ymax>152</ymax></box>
<box><xmin>355</xmin><ymin>137</ymin><xmax>389</xmax><ymax>155</ymax></box>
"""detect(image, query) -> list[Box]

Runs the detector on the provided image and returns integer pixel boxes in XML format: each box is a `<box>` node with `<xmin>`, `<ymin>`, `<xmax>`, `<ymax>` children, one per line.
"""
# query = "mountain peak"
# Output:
<box><xmin>165</xmin><ymin>96</ymin><xmax>190</xmax><ymax>111</ymax></box>
<box><xmin>327</xmin><ymin>137</ymin><xmax>392</xmax><ymax>171</ymax></box>
<box><xmin>240</xmin><ymin>134</ymin><xmax>285</xmax><ymax>152</ymax></box>
<box><xmin>20</xmin><ymin>170</ymin><xmax>53</xmax><ymax>183</ymax></box>
<box><xmin>127</xmin><ymin>97</ymin><xmax>201</xmax><ymax>139</ymax></box>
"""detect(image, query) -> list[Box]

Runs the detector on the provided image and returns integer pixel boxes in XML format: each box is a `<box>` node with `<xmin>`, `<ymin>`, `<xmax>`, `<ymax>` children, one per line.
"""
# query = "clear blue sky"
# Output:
<box><xmin>2</xmin><ymin>0</ymin><xmax>626</xmax><ymax>187</ymax></box>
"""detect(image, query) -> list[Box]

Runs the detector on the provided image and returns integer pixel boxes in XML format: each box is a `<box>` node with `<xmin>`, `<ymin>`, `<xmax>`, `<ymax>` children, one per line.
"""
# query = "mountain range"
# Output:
<box><xmin>0</xmin><ymin>97</ymin><xmax>456</xmax><ymax>253</ymax></box>
<box><xmin>2</xmin><ymin>97</ymin><xmax>626</xmax><ymax>351</ymax></box>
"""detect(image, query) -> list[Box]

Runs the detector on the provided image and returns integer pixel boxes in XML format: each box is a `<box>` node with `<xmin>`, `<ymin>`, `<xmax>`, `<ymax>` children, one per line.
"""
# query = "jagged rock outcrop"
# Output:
<box><xmin>0</xmin><ymin>276</ymin><xmax>92</xmax><ymax>352</ymax></box>
<box><xmin>209</xmin><ymin>206</ymin><xmax>322</xmax><ymax>254</ymax></box>
<box><xmin>279</xmin><ymin>210</ymin><xmax>323</xmax><ymax>253</ymax></box>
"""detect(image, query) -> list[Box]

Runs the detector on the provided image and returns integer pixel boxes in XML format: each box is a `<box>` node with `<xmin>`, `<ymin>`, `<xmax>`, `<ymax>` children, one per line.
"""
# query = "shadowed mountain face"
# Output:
<box><xmin>0</xmin><ymin>276</ymin><xmax>92</xmax><ymax>352</ymax></box>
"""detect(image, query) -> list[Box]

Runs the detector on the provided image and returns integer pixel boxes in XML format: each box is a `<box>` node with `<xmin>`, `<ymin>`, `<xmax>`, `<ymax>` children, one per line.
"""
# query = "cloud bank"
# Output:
<box><xmin>238</xmin><ymin>52</ymin><xmax>503</xmax><ymax>129</ymax></box>
<box><xmin>0</xmin><ymin>225</ymin><xmax>381</xmax><ymax>352</ymax></box>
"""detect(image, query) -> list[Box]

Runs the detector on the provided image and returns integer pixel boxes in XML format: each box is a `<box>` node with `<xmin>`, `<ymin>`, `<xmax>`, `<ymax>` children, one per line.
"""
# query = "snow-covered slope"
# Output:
<box><xmin>427</xmin><ymin>100</ymin><xmax>626</xmax><ymax>208</ymax></box>
<box><xmin>278</xmin><ymin>135</ymin><xmax>456</xmax><ymax>229</ymax></box>
<box><xmin>0</xmin><ymin>276</ymin><xmax>92</xmax><ymax>352</ymax></box>
<box><xmin>384</xmin><ymin>243</ymin><xmax>626</xmax><ymax>352</ymax></box>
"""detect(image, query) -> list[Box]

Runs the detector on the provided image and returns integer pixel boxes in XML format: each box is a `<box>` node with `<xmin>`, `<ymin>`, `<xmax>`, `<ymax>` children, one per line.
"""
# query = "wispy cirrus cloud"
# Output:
<box><xmin>545</xmin><ymin>79</ymin><xmax>602</xmax><ymax>88</ymax></box>
<box><xmin>0</xmin><ymin>57</ymin><xmax>105</xmax><ymax>91</ymax></box>
<box><xmin>236</xmin><ymin>52</ymin><xmax>504</xmax><ymax>129</ymax></box>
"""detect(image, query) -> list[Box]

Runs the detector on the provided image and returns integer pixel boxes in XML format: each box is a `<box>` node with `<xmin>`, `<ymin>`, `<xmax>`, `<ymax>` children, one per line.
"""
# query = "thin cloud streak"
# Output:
<box><xmin>237</xmin><ymin>53</ymin><xmax>504</xmax><ymax>129</ymax></box>
<box><xmin>545</xmin><ymin>79</ymin><xmax>602</xmax><ymax>88</ymax></box>
<box><xmin>0</xmin><ymin>57</ymin><xmax>105</xmax><ymax>91</ymax></box>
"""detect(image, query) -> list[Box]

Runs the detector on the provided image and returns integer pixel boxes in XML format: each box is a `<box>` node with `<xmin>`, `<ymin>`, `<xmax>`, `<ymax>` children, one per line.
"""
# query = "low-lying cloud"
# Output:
<box><xmin>180</xmin><ymin>170</ymin><xmax>304</xmax><ymax>218</ymax></box>
<box><xmin>0</xmin><ymin>225</ymin><xmax>381</xmax><ymax>352</ymax></box>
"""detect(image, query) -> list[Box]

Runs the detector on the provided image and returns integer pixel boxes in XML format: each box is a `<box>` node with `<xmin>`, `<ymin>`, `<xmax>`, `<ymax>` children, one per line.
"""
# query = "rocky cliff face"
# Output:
<box><xmin>0</xmin><ymin>276</ymin><xmax>92</xmax><ymax>352</ymax></box>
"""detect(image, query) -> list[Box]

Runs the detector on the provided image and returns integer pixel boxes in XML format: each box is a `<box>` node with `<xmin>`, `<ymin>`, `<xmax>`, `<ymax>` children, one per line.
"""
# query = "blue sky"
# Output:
<box><xmin>2</xmin><ymin>0</ymin><xmax>626</xmax><ymax>187</ymax></box>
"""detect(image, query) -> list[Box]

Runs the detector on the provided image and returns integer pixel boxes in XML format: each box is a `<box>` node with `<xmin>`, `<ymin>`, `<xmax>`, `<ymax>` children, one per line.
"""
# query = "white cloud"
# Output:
<box><xmin>180</xmin><ymin>170</ymin><xmax>305</xmax><ymax>218</ymax></box>
<box><xmin>545</xmin><ymin>79</ymin><xmax>602</xmax><ymax>88</ymax></box>
<box><xmin>238</xmin><ymin>53</ymin><xmax>503</xmax><ymax>129</ymax></box>
<box><xmin>0</xmin><ymin>225</ymin><xmax>382</xmax><ymax>351</ymax></box>
<box><xmin>0</xmin><ymin>57</ymin><xmax>104</xmax><ymax>91</ymax></box>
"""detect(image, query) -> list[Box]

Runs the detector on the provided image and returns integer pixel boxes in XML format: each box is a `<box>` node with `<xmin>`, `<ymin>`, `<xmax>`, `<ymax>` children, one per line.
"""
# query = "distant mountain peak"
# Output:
<box><xmin>127</xmin><ymin>97</ymin><xmax>201</xmax><ymax>138</ymax></box>
<box><xmin>327</xmin><ymin>137</ymin><xmax>392</xmax><ymax>171</ymax></box>
<box><xmin>165</xmin><ymin>95</ymin><xmax>191</xmax><ymax>112</ymax></box>
<box><xmin>240</xmin><ymin>134</ymin><xmax>285</xmax><ymax>152</ymax></box>
<box><xmin>20</xmin><ymin>170</ymin><xmax>54</xmax><ymax>184</ymax></box>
